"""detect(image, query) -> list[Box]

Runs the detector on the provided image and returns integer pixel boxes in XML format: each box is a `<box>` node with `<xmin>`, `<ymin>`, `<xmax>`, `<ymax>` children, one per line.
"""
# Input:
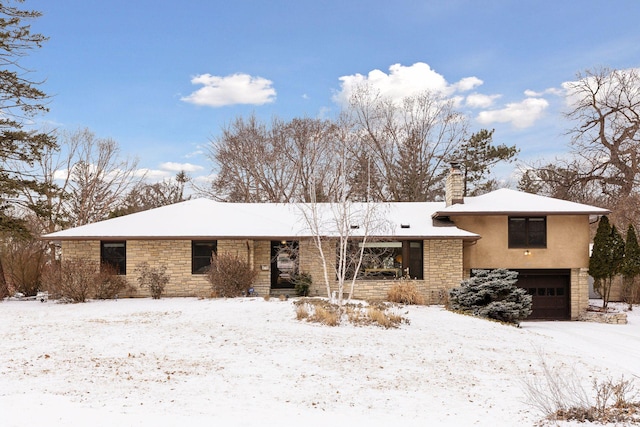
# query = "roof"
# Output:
<box><xmin>43</xmin><ymin>189</ymin><xmax>609</xmax><ymax>241</ymax></box>
<box><xmin>42</xmin><ymin>198</ymin><xmax>480</xmax><ymax>241</ymax></box>
<box><xmin>433</xmin><ymin>188</ymin><xmax>610</xmax><ymax>217</ymax></box>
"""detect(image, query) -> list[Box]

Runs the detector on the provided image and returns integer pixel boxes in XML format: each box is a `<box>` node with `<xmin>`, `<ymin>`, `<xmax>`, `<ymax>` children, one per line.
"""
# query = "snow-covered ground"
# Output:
<box><xmin>1</xmin><ymin>297</ymin><xmax>638</xmax><ymax>427</ymax></box>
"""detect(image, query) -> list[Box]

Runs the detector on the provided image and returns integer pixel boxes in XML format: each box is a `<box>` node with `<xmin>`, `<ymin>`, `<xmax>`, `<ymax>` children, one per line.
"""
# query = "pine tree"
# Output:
<box><xmin>449</xmin><ymin>129</ymin><xmax>519</xmax><ymax>196</ymax></box>
<box><xmin>621</xmin><ymin>224</ymin><xmax>640</xmax><ymax>310</ymax></box>
<box><xmin>589</xmin><ymin>217</ymin><xmax>625</xmax><ymax>309</ymax></box>
<box><xmin>0</xmin><ymin>2</ymin><xmax>55</xmax><ymax>298</ymax></box>
<box><xmin>448</xmin><ymin>269</ymin><xmax>532</xmax><ymax>325</ymax></box>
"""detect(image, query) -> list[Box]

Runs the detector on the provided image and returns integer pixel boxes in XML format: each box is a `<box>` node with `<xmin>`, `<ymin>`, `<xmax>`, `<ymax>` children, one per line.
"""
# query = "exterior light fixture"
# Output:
<box><xmin>524</xmin><ymin>250</ymin><xmax>531</xmax><ymax>256</ymax></box>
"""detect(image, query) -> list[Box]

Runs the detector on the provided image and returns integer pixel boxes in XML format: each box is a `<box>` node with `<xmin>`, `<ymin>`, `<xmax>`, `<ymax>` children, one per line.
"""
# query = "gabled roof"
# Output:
<box><xmin>42</xmin><ymin>198</ymin><xmax>480</xmax><ymax>241</ymax></box>
<box><xmin>433</xmin><ymin>188</ymin><xmax>610</xmax><ymax>217</ymax></box>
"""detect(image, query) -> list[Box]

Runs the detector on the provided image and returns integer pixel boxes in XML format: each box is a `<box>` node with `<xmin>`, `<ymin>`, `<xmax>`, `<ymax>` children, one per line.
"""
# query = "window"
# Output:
<box><xmin>101</xmin><ymin>241</ymin><xmax>126</xmax><ymax>275</ymax></box>
<box><xmin>192</xmin><ymin>241</ymin><xmax>217</xmax><ymax>274</ymax></box>
<box><xmin>344</xmin><ymin>240</ymin><xmax>423</xmax><ymax>280</ymax></box>
<box><xmin>508</xmin><ymin>217</ymin><xmax>546</xmax><ymax>248</ymax></box>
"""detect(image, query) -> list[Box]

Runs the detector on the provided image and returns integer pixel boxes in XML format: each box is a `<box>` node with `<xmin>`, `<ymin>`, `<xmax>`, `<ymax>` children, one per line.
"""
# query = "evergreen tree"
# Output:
<box><xmin>449</xmin><ymin>129</ymin><xmax>519</xmax><ymax>196</ymax></box>
<box><xmin>0</xmin><ymin>2</ymin><xmax>54</xmax><ymax>298</ymax></box>
<box><xmin>589</xmin><ymin>217</ymin><xmax>625</xmax><ymax>308</ymax></box>
<box><xmin>448</xmin><ymin>269</ymin><xmax>532</xmax><ymax>325</ymax></box>
<box><xmin>621</xmin><ymin>224</ymin><xmax>640</xmax><ymax>310</ymax></box>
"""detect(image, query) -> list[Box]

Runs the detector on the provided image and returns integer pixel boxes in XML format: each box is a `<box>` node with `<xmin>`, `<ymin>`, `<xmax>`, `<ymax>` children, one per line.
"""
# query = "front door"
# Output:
<box><xmin>271</xmin><ymin>241</ymin><xmax>298</xmax><ymax>289</ymax></box>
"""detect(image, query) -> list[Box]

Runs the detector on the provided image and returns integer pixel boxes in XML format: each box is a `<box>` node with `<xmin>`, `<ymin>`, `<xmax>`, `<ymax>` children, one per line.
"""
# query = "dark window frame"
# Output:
<box><xmin>508</xmin><ymin>216</ymin><xmax>547</xmax><ymax>248</ymax></box>
<box><xmin>100</xmin><ymin>241</ymin><xmax>126</xmax><ymax>275</ymax></box>
<box><xmin>344</xmin><ymin>240</ymin><xmax>423</xmax><ymax>280</ymax></box>
<box><xmin>192</xmin><ymin>241</ymin><xmax>217</xmax><ymax>274</ymax></box>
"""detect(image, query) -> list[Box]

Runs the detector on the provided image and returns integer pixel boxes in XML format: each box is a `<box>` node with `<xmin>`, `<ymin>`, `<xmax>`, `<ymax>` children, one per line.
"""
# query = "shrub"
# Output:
<box><xmin>1</xmin><ymin>237</ymin><xmax>48</xmax><ymax>296</ymax></box>
<box><xmin>291</xmin><ymin>272</ymin><xmax>312</xmax><ymax>296</ymax></box>
<box><xmin>293</xmin><ymin>298</ymin><xmax>409</xmax><ymax>328</ymax></box>
<box><xmin>448</xmin><ymin>269</ymin><xmax>532</xmax><ymax>325</ymax></box>
<box><xmin>207</xmin><ymin>253</ymin><xmax>257</xmax><ymax>298</ymax></box>
<box><xmin>387</xmin><ymin>282</ymin><xmax>425</xmax><ymax>305</ymax></box>
<box><xmin>41</xmin><ymin>259</ymin><xmax>100</xmax><ymax>303</ymax></box>
<box><xmin>135</xmin><ymin>262</ymin><xmax>169</xmax><ymax>299</ymax></box>
<box><xmin>94</xmin><ymin>264</ymin><xmax>131</xmax><ymax>299</ymax></box>
<box><xmin>522</xmin><ymin>351</ymin><xmax>640</xmax><ymax>424</ymax></box>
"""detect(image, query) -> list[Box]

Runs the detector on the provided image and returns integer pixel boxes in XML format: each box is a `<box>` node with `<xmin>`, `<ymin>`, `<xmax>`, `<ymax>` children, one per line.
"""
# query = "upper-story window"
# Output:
<box><xmin>192</xmin><ymin>241</ymin><xmax>217</xmax><ymax>274</ymax></box>
<box><xmin>508</xmin><ymin>217</ymin><xmax>546</xmax><ymax>248</ymax></box>
<box><xmin>101</xmin><ymin>241</ymin><xmax>126</xmax><ymax>275</ymax></box>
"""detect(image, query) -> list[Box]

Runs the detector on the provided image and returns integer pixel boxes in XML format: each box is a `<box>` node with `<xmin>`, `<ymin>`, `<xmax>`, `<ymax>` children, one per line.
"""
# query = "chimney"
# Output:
<box><xmin>445</xmin><ymin>162</ymin><xmax>464</xmax><ymax>206</ymax></box>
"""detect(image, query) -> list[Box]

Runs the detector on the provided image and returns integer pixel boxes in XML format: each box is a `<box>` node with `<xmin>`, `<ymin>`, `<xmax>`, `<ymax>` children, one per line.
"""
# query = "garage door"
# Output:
<box><xmin>515</xmin><ymin>270</ymin><xmax>570</xmax><ymax>320</ymax></box>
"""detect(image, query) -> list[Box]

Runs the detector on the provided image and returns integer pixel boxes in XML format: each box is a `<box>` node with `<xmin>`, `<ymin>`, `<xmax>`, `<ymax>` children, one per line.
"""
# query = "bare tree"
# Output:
<box><xmin>14</xmin><ymin>128</ymin><xmax>144</xmax><ymax>229</ymax></box>
<box><xmin>204</xmin><ymin>115</ymin><xmax>343</xmax><ymax>202</ymax></box>
<box><xmin>564</xmin><ymin>67</ymin><xmax>640</xmax><ymax>202</ymax></box>
<box><xmin>297</xmin><ymin>119</ymin><xmax>389</xmax><ymax>305</ymax></box>
<box><xmin>348</xmin><ymin>84</ymin><xmax>468</xmax><ymax>201</ymax></box>
<box><xmin>63</xmin><ymin>128</ymin><xmax>143</xmax><ymax>226</ymax></box>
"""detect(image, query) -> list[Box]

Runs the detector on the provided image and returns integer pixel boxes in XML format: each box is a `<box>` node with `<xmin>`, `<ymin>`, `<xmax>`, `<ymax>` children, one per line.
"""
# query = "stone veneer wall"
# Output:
<box><xmin>61</xmin><ymin>240</ymin><xmax>100</xmax><ymax>264</ymax></box>
<box><xmin>128</xmin><ymin>240</ymin><xmax>210</xmax><ymax>297</ymax></box>
<box><xmin>298</xmin><ymin>239</ymin><xmax>334</xmax><ymax>297</ymax></box>
<box><xmin>295</xmin><ymin>238</ymin><xmax>464</xmax><ymax>302</ymax></box>
<box><xmin>60</xmin><ymin>237</ymin><xmax>465</xmax><ymax>302</ymax></box>
<box><xmin>571</xmin><ymin>268</ymin><xmax>590</xmax><ymax>320</ymax></box>
<box><xmin>252</xmin><ymin>240</ymin><xmax>271</xmax><ymax>296</ymax></box>
<box><xmin>418</xmin><ymin>239</ymin><xmax>464</xmax><ymax>304</ymax></box>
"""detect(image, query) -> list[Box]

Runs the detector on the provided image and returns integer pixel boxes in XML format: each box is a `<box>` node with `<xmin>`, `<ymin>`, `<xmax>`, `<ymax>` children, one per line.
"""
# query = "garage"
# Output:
<box><xmin>515</xmin><ymin>269</ymin><xmax>571</xmax><ymax>320</ymax></box>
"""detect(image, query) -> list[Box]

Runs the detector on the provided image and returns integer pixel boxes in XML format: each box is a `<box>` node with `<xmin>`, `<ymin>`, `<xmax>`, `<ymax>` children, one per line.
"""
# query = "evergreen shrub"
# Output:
<box><xmin>448</xmin><ymin>268</ymin><xmax>532</xmax><ymax>324</ymax></box>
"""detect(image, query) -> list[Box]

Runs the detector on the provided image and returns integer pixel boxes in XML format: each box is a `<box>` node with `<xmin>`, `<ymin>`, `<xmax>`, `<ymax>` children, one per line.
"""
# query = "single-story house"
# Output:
<box><xmin>43</xmin><ymin>166</ymin><xmax>609</xmax><ymax>320</ymax></box>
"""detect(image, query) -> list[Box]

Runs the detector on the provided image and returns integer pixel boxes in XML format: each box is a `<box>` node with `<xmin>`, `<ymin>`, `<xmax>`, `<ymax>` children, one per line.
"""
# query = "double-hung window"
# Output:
<box><xmin>508</xmin><ymin>217</ymin><xmax>546</xmax><ymax>248</ymax></box>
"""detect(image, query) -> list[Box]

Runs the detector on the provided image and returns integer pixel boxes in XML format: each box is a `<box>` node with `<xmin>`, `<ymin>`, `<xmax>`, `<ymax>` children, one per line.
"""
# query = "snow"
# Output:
<box><xmin>1</xmin><ymin>297</ymin><xmax>637</xmax><ymax>427</ymax></box>
<box><xmin>42</xmin><ymin>198</ymin><xmax>478</xmax><ymax>240</ymax></box>
<box><xmin>436</xmin><ymin>188</ymin><xmax>610</xmax><ymax>216</ymax></box>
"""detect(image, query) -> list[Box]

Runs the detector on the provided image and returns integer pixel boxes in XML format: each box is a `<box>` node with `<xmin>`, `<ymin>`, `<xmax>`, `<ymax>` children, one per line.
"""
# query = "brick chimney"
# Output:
<box><xmin>445</xmin><ymin>162</ymin><xmax>464</xmax><ymax>206</ymax></box>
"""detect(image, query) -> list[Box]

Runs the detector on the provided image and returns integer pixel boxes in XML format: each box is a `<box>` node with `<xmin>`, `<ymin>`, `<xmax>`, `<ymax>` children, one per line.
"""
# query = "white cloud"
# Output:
<box><xmin>333</xmin><ymin>62</ymin><xmax>483</xmax><ymax>105</ymax></box>
<box><xmin>159</xmin><ymin>162</ymin><xmax>204</xmax><ymax>173</ymax></box>
<box><xmin>181</xmin><ymin>73</ymin><xmax>276</xmax><ymax>107</ymax></box>
<box><xmin>465</xmin><ymin>93</ymin><xmax>501</xmax><ymax>108</ymax></box>
<box><xmin>451</xmin><ymin>76</ymin><xmax>483</xmax><ymax>92</ymax></box>
<box><xmin>476</xmin><ymin>97</ymin><xmax>549</xmax><ymax>128</ymax></box>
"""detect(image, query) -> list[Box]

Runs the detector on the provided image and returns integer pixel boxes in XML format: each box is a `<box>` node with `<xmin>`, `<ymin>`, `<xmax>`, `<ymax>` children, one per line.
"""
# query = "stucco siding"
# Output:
<box><xmin>454</xmin><ymin>215</ymin><xmax>591</xmax><ymax>270</ymax></box>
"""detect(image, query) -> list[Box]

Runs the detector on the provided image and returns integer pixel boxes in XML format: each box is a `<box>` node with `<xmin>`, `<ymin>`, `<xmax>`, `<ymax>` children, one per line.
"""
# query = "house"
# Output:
<box><xmin>42</xmin><ymin>166</ymin><xmax>609</xmax><ymax>320</ymax></box>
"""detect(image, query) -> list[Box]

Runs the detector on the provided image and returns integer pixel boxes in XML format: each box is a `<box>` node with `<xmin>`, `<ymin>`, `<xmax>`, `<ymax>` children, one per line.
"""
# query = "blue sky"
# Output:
<box><xmin>24</xmin><ymin>0</ymin><xmax>640</xmax><ymax>185</ymax></box>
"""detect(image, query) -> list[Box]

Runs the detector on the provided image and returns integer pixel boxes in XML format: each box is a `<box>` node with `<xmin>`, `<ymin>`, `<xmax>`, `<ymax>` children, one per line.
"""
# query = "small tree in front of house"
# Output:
<box><xmin>621</xmin><ymin>223</ymin><xmax>640</xmax><ymax>310</ymax></box>
<box><xmin>448</xmin><ymin>269</ymin><xmax>532</xmax><ymax>325</ymax></box>
<box><xmin>589</xmin><ymin>216</ymin><xmax>625</xmax><ymax>309</ymax></box>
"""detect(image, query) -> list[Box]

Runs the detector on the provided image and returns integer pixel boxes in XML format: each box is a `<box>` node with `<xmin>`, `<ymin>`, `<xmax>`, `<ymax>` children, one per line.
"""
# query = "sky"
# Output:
<box><xmin>22</xmin><ymin>0</ymin><xmax>640</xmax><ymax>186</ymax></box>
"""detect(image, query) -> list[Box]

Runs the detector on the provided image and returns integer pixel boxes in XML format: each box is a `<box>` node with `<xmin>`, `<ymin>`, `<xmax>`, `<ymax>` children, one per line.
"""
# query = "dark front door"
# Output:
<box><xmin>271</xmin><ymin>241</ymin><xmax>298</xmax><ymax>289</ymax></box>
<box><xmin>516</xmin><ymin>270</ymin><xmax>570</xmax><ymax>320</ymax></box>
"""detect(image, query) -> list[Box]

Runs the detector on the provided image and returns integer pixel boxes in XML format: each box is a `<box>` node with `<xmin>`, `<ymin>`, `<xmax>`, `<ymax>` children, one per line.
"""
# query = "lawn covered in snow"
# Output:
<box><xmin>1</xmin><ymin>297</ymin><xmax>638</xmax><ymax>427</ymax></box>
